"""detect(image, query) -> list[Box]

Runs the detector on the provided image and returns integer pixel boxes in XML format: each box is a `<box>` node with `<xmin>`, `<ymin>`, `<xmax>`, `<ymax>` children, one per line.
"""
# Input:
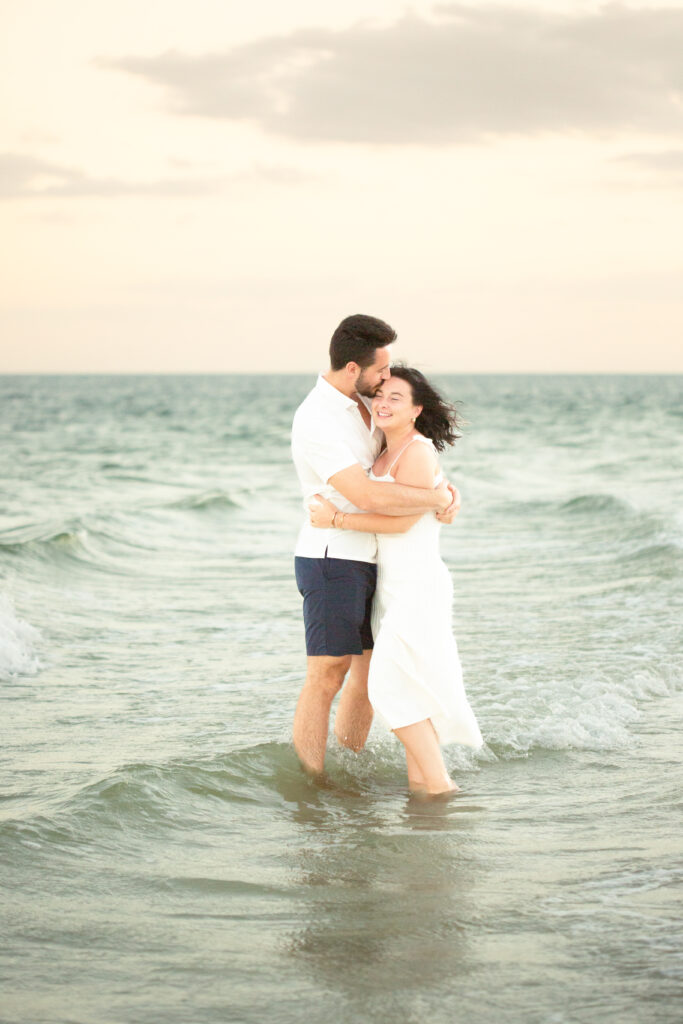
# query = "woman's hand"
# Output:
<box><xmin>308</xmin><ymin>493</ymin><xmax>339</xmax><ymax>528</ymax></box>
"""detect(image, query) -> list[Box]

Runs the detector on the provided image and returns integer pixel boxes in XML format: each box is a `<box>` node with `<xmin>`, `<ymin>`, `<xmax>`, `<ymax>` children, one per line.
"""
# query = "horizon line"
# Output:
<box><xmin>1</xmin><ymin>369</ymin><xmax>682</xmax><ymax>378</ymax></box>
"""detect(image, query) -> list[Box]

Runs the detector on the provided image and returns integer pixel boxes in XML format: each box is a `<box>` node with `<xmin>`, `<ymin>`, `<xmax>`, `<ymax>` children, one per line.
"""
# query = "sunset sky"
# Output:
<box><xmin>2</xmin><ymin>0</ymin><xmax>682</xmax><ymax>373</ymax></box>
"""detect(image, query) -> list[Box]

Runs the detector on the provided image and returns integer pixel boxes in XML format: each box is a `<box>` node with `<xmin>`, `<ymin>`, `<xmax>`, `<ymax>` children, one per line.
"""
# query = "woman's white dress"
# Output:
<box><xmin>368</xmin><ymin>436</ymin><xmax>483</xmax><ymax>748</ymax></box>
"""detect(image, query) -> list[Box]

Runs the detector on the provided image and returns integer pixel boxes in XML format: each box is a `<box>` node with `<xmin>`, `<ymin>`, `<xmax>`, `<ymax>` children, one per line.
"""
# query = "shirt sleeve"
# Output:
<box><xmin>293</xmin><ymin>418</ymin><xmax>359</xmax><ymax>483</ymax></box>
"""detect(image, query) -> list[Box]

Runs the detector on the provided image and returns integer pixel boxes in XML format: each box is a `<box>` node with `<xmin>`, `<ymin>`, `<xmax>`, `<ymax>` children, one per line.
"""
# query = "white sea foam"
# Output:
<box><xmin>476</xmin><ymin>665</ymin><xmax>679</xmax><ymax>757</ymax></box>
<box><xmin>331</xmin><ymin>663</ymin><xmax>680</xmax><ymax>775</ymax></box>
<box><xmin>0</xmin><ymin>594</ymin><xmax>43</xmax><ymax>682</ymax></box>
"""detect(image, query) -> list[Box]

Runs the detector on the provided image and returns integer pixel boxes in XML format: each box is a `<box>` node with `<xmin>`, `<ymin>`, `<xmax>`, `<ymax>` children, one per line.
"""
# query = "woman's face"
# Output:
<box><xmin>372</xmin><ymin>376</ymin><xmax>422</xmax><ymax>432</ymax></box>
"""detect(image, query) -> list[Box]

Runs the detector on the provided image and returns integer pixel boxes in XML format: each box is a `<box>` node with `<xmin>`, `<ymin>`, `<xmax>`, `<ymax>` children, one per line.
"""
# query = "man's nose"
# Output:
<box><xmin>381</xmin><ymin>368</ymin><xmax>390</xmax><ymax>379</ymax></box>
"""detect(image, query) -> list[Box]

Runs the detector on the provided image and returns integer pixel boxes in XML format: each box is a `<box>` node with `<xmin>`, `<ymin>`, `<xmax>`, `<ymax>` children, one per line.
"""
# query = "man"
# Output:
<box><xmin>291</xmin><ymin>314</ymin><xmax>459</xmax><ymax>775</ymax></box>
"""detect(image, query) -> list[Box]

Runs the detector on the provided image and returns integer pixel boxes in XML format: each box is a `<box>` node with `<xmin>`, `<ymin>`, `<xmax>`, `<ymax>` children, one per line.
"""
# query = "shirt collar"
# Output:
<box><xmin>315</xmin><ymin>373</ymin><xmax>359</xmax><ymax>412</ymax></box>
<box><xmin>315</xmin><ymin>374</ymin><xmax>379</xmax><ymax>435</ymax></box>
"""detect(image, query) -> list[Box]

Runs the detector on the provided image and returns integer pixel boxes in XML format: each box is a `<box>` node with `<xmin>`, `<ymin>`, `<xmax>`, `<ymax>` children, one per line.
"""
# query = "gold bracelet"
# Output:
<box><xmin>332</xmin><ymin>510</ymin><xmax>340</xmax><ymax>528</ymax></box>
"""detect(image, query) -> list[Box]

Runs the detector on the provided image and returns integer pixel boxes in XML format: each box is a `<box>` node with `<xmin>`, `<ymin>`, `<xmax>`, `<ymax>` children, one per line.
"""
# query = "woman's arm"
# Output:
<box><xmin>344</xmin><ymin>510</ymin><xmax>422</xmax><ymax>534</ymax></box>
<box><xmin>309</xmin><ymin>441</ymin><xmax>440</xmax><ymax>536</ymax></box>
<box><xmin>309</xmin><ymin>495</ymin><xmax>421</xmax><ymax>534</ymax></box>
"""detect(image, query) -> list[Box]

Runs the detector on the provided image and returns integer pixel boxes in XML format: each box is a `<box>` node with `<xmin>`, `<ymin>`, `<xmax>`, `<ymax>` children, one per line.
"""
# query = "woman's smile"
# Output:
<box><xmin>372</xmin><ymin>377</ymin><xmax>418</xmax><ymax>431</ymax></box>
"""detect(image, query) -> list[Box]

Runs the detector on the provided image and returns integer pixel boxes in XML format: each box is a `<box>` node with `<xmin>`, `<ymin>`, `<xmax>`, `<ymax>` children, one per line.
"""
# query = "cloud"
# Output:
<box><xmin>100</xmin><ymin>4</ymin><xmax>683</xmax><ymax>144</ymax></box>
<box><xmin>617</xmin><ymin>149</ymin><xmax>683</xmax><ymax>175</ymax></box>
<box><xmin>0</xmin><ymin>153</ymin><xmax>219</xmax><ymax>199</ymax></box>
<box><xmin>0</xmin><ymin>153</ymin><xmax>314</xmax><ymax>199</ymax></box>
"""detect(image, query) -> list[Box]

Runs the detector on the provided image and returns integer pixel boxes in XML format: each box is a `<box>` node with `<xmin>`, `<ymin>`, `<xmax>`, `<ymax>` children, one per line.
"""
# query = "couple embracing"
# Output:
<box><xmin>291</xmin><ymin>314</ymin><xmax>482</xmax><ymax>796</ymax></box>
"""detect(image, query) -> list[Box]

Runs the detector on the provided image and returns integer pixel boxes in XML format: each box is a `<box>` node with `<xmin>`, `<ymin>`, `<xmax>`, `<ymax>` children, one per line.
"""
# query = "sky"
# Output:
<box><xmin>1</xmin><ymin>0</ymin><xmax>682</xmax><ymax>373</ymax></box>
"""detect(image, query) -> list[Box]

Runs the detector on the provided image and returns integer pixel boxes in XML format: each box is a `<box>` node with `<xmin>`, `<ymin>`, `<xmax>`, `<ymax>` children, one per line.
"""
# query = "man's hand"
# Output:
<box><xmin>435</xmin><ymin>483</ymin><xmax>461</xmax><ymax>525</ymax></box>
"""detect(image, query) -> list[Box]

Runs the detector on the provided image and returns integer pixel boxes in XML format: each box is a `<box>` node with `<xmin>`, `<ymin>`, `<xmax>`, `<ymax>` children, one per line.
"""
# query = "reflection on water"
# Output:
<box><xmin>284</xmin><ymin>787</ymin><xmax>484</xmax><ymax>1021</ymax></box>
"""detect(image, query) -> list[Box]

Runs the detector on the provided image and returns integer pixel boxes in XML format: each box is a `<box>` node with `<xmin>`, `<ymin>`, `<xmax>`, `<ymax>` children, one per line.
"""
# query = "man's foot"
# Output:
<box><xmin>334</xmin><ymin>730</ymin><xmax>366</xmax><ymax>753</ymax></box>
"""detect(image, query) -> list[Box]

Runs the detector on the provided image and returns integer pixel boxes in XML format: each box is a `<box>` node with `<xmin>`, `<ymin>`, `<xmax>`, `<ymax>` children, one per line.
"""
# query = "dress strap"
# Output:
<box><xmin>387</xmin><ymin>434</ymin><xmax>432</xmax><ymax>475</ymax></box>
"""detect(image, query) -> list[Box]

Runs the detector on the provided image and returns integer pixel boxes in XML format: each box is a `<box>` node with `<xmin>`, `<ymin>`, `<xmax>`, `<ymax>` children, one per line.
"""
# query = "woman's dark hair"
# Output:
<box><xmin>329</xmin><ymin>314</ymin><xmax>397</xmax><ymax>371</ymax></box>
<box><xmin>388</xmin><ymin>364</ymin><xmax>461</xmax><ymax>452</ymax></box>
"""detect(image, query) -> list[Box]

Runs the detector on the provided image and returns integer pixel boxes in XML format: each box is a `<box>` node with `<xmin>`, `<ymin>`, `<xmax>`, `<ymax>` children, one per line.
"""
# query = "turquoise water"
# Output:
<box><xmin>1</xmin><ymin>373</ymin><xmax>682</xmax><ymax>1023</ymax></box>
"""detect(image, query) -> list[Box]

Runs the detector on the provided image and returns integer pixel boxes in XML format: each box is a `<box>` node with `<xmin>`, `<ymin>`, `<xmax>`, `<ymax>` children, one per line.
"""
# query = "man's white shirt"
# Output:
<box><xmin>291</xmin><ymin>375</ymin><xmax>383</xmax><ymax>562</ymax></box>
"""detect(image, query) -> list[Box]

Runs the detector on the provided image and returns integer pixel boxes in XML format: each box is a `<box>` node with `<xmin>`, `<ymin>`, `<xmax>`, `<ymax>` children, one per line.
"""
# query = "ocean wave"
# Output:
<box><xmin>621</xmin><ymin>541</ymin><xmax>683</xmax><ymax>577</ymax></box>
<box><xmin>0</xmin><ymin>594</ymin><xmax>43</xmax><ymax>682</ymax></box>
<box><xmin>561</xmin><ymin>493</ymin><xmax>635</xmax><ymax>517</ymax></box>
<box><xmin>167</xmin><ymin>489</ymin><xmax>243</xmax><ymax>511</ymax></box>
<box><xmin>0</xmin><ymin>517</ymin><xmax>155</xmax><ymax>572</ymax></box>
<box><xmin>0</xmin><ymin>519</ymin><xmax>90</xmax><ymax>550</ymax></box>
<box><xmin>478</xmin><ymin>665</ymin><xmax>677</xmax><ymax>758</ymax></box>
<box><xmin>0</xmin><ymin>743</ymin><xmax>315</xmax><ymax>839</ymax></box>
<box><xmin>488</xmin><ymin>491</ymin><xmax>639</xmax><ymax>524</ymax></box>
<box><xmin>1</xmin><ymin>737</ymin><xmax>450</xmax><ymax>851</ymax></box>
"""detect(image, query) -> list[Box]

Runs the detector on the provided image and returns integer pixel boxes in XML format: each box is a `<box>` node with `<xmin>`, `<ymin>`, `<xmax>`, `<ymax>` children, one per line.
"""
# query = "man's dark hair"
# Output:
<box><xmin>329</xmin><ymin>314</ymin><xmax>397</xmax><ymax>371</ymax></box>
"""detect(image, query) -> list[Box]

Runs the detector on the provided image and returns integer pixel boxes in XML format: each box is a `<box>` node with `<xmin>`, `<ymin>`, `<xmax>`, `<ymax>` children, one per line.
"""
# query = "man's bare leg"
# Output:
<box><xmin>334</xmin><ymin>649</ymin><xmax>373</xmax><ymax>752</ymax></box>
<box><xmin>293</xmin><ymin>655</ymin><xmax>351</xmax><ymax>774</ymax></box>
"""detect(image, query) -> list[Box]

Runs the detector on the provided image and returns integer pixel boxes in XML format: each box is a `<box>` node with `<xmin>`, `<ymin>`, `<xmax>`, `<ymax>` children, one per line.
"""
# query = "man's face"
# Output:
<box><xmin>355</xmin><ymin>346</ymin><xmax>392</xmax><ymax>397</ymax></box>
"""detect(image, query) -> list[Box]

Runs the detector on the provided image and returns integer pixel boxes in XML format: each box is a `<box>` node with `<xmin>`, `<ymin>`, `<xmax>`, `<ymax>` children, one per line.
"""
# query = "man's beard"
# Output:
<box><xmin>355</xmin><ymin>369</ymin><xmax>381</xmax><ymax>398</ymax></box>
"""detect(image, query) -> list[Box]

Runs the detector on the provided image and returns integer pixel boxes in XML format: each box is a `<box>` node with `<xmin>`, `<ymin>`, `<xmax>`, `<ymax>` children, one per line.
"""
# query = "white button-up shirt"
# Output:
<box><xmin>291</xmin><ymin>374</ymin><xmax>383</xmax><ymax>562</ymax></box>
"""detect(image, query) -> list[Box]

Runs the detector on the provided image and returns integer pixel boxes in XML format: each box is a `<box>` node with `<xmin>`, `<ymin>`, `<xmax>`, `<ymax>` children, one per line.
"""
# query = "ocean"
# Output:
<box><xmin>1</xmin><ymin>372</ymin><xmax>681</xmax><ymax>1024</ymax></box>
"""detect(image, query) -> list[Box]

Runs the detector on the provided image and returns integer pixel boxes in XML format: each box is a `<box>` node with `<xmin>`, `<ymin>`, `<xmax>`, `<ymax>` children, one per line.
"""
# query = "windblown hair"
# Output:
<box><xmin>389</xmin><ymin>364</ymin><xmax>461</xmax><ymax>452</ymax></box>
<box><xmin>329</xmin><ymin>314</ymin><xmax>397</xmax><ymax>371</ymax></box>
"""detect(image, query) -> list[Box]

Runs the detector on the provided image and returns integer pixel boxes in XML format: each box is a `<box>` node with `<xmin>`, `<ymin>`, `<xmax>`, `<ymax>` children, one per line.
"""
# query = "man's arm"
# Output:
<box><xmin>328</xmin><ymin>463</ymin><xmax>450</xmax><ymax>515</ymax></box>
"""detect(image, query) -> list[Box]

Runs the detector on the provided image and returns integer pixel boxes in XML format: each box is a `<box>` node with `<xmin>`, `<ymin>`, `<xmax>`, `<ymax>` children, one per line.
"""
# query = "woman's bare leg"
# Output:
<box><xmin>405</xmin><ymin>749</ymin><xmax>427</xmax><ymax>791</ymax></box>
<box><xmin>394</xmin><ymin>719</ymin><xmax>458</xmax><ymax>795</ymax></box>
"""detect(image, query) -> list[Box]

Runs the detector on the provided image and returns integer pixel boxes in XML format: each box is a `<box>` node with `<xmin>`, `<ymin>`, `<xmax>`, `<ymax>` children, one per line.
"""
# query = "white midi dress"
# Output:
<box><xmin>368</xmin><ymin>436</ymin><xmax>483</xmax><ymax>748</ymax></box>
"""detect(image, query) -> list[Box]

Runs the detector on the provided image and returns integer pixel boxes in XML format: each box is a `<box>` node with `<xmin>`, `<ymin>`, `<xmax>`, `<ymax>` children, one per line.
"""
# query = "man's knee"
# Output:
<box><xmin>306</xmin><ymin>655</ymin><xmax>352</xmax><ymax>697</ymax></box>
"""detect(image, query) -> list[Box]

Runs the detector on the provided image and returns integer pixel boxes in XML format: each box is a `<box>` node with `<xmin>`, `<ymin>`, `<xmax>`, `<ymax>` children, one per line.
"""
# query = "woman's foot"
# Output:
<box><xmin>408</xmin><ymin>780</ymin><xmax>428</xmax><ymax>794</ymax></box>
<box><xmin>425</xmin><ymin>777</ymin><xmax>460</xmax><ymax>796</ymax></box>
<box><xmin>396</xmin><ymin>719</ymin><xmax>459</xmax><ymax>797</ymax></box>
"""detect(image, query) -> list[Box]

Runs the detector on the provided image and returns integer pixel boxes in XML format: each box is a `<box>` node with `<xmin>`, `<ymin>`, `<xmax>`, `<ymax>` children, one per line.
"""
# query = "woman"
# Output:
<box><xmin>309</xmin><ymin>366</ymin><xmax>483</xmax><ymax>796</ymax></box>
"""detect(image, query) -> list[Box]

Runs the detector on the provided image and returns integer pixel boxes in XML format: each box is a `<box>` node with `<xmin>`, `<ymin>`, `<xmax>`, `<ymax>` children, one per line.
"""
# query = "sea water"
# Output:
<box><xmin>1</xmin><ymin>373</ymin><xmax>681</xmax><ymax>1024</ymax></box>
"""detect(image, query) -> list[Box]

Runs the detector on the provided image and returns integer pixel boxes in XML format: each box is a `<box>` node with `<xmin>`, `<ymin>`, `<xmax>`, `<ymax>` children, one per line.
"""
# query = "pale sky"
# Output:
<box><xmin>1</xmin><ymin>0</ymin><xmax>682</xmax><ymax>373</ymax></box>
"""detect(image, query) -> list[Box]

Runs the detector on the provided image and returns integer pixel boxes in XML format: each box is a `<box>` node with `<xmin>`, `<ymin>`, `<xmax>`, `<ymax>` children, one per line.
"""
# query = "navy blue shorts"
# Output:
<box><xmin>294</xmin><ymin>555</ymin><xmax>377</xmax><ymax>657</ymax></box>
